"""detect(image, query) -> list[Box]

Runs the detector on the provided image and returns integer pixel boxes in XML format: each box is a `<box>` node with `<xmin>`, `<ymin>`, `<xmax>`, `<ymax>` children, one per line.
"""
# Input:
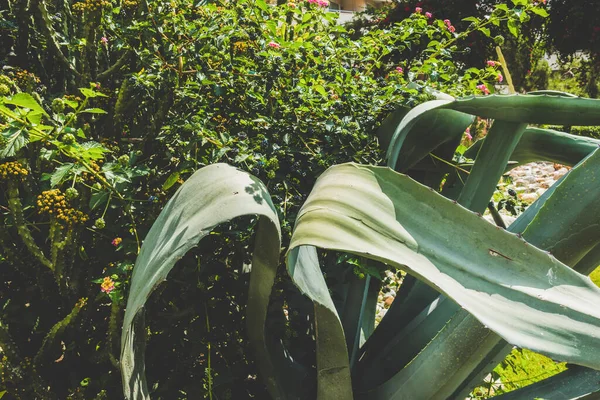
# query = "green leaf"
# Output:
<box><xmin>531</xmin><ymin>7</ymin><xmax>550</xmax><ymax>18</ymax></box>
<box><xmin>288</xmin><ymin>163</ymin><xmax>600</xmax><ymax>400</ymax></box>
<box><xmin>287</xmin><ymin>246</ymin><xmax>354</xmax><ymax>398</ymax></box>
<box><xmin>121</xmin><ymin>164</ymin><xmax>285</xmax><ymax>400</ymax></box>
<box><xmin>523</xmin><ymin>149</ymin><xmax>600</xmax><ymax>268</ymax></box>
<box><xmin>162</xmin><ymin>171</ymin><xmax>180</xmax><ymax>190</ymax></box>
<box><xmin>0</xmin><ymin>127</ymin><xmax>29</xmax><ymax>158</ymax></box>
<box><xmin>4</xmin><ymin>93</ymin><xmax>48</xmax><ymax>116</ymax></box>
<box><xmin>80</xmin><ymin>108</ymin><xmax>107</xmax><ymax>114</ymax></box>
<box><xmin>255</xmin><ymin>0</ymin><xmax>268</xmax><ymax>12</ymax></box>
<box><xmin>461</xmin><ymin>17</ymin><xmax>479</xmax><ymax>23</ymax></box>
<box><xmin>478</xmin><ymin>26</ymin><xmax>491</xmax><ymax>37</ymax></box>
<box><xmin>507</xmin><ymin>18</ymin><xmax>519</xmax><ymax>37</ymax></box>
<box><xmin>79</xmin><ymin>88</ymin><xmax>107</xmax><ymax>98</ymax></box>
<box><xmin>78</xmin><ymin>141</ymin><xmax>107</xmax><ymax>161</ymax></box>
<box><xmin>314</xmin><ymin>84</ymin><xmax>328</xmax><ymax>97</ymax></box>
<box><xmin>51</xmin><ymin>163</ymin><xmax>75</xmax><ymax>187</ymax></box>
<box><xmin>89</xmin><ymin>191</ymin><xmax>109</xmax><ymax>210</ymax></box>
<box><xmin>63</xmin><ymin>99</ymin><xmax>79</xmax><ymax>110</ymax></box>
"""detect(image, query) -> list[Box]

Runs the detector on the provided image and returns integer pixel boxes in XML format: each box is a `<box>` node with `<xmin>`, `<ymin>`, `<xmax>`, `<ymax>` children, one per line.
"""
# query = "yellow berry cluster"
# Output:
<box><xmin>64</xmin><ymin>94</ymin><xmax>82</xmax><ymax>103</ymax></box>
<box><xmin>81</xmin><ymin>161</ymin><xmax>101</xmax><ymax>184</ymax></box>
<box><xmin>0</xmin><ymin>161</ymin><xmax>29</xmax><ymax>182</ymax></box>
<box><xmin>233</xmin><ymin>41</ymin><xmax>249</xmax><ymax>53</ymax></box>
<box><xmin>123</xmin><ymin>0</ymin><xmax>139</xmax><ymax>9</ymax></box>
<box><xmin>13</xmin><ymin>70</ymin><xmax>40</xmax><ymax>88</ymax></box>
<box><xmin>37</xmin><ymin>189</ymin><xmax>88</xmax><ymax>226</ymax></box>
<box><xmin>72</xmin><ymin>0</ymin><xmax>110</xmax><ymax>13</ymax></box>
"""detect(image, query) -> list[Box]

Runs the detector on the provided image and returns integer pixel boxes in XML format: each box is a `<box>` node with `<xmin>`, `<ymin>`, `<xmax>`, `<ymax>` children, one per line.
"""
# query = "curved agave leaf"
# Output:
<box><xmin>288</xmin><ymin>163</ymin><xmax>600</xmax><ymax>400</ymax></box>
<box><xmin>387</xmin><ymin>94</ymin><xmax>600</xmax><ymax>172</ymax></box>
<box><xmin>457</xmin><ymin>120</ymin><xmax>527</xmax><ymax>212</ymax></box>
<box><xmin>389</xmin><ymin>109</ymin><xmax>474</xmax><ymax>172</ymax></box>
<box><xmin>522</xmin><ymin>148</ymin><xmax>600</xmax><ymax>266</ymax></box>
<box><xmin>412</xmin><ymin>149</ymin><xmax>600</xmax><ymax>400</ymax></box>
<box><xmin>464</xmin><ymin>127</ymin><xmax>600</xmax><ymax>170</ymax></box>
<box><xmin>376</xmin><ymin>106</ymin><xmax>410</xmax><ymax>152</ymax></box>
<box><xmin>121</xmin><ymin>164</ymin><xmax>284</xmax><ymax>399</ymax></box>
<box><xmin>444</xmin><ymin>94</ymin><xmax>600</xmax><ymax>125</ymax></box>
<box><xmin>287</xmin><ymin>246</ymin><xmax>354</xmax><ymax>399</ymax></box>
<box><xmin>359</xmin><ymin>119</ymin><xmax>529</xmax><ymax>380</ymax></box>
<box><xmin>385</xmin><ymin>99</ymin><xmax>455</xmax><ymax>169</ymax></box>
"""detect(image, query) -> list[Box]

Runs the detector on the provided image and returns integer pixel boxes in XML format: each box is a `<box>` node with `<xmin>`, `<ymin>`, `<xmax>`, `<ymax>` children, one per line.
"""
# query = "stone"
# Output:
<box><xmin>384</xmin><ymin>296</ymin><xmax>394</xmax><ymax>308</ymax></box>
<box><xmin>519</xmin><ymin>193</ymin><xmax>538</xmax><ymax>204</ymax></box>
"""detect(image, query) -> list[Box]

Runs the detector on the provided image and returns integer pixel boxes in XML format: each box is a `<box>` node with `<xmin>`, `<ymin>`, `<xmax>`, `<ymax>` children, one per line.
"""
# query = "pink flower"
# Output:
<box><xmin>100</xmin><ymin>277</ymin><xmax>115</xmax><ymax>294</ymax></box>
<box><xmin>415</xmin><ymin>7</ymin><xmax>422</xmax><ymax>13</ymax></box>
<box><xmin>465</xmin><ymin>128</ymin><xmax>473</xmax><ymax>141</ymax></box>
<box><xmin>395</xmin><ymin>66</ymin><xmax>403</xmax><ymax>73</ymax></box>
<box><xmin>100</xmin><ymin>37</ymin><xmax>108</xmax><ymax>45</ymax></box>
<box><xmin>443</xmin><ymin>19</ymin><xmax>451</xmax><ymax>27</ymax></box>
<box><xmin>111</xmin><ymin>237</ymin><xmax>122</xmax><ymax>247</ymax></box>
<box><xmin>267</xmin><ymin>41</ymin><xmax>281</xmax><ymax>49</ymax></box>
<box><xmin>486</xmin><ymin>60</ymin><xmax>496</xmax><ymax>67</ymax></box>
<box><xmin>497</xmin><ymin>73</ymin><xmax>503</xmax><ymax>83</ymax></box>
<box><xmin>449</xmin><ymin>25</ymin><xmax>456</xmax><ymax>33</ymax></box>
<box><xmin>425</xmin><ymin>12</ymin><xmax>432</xmax><ymax>18</ymax></box>
<box><xmin>316</xmin><ymin>0</ymin><xmax>328</xmax><ymax>6</ymax></box>
<box><xmin>476</xmin><ymin>84</ymin><xmax>490</xmax><ymax>95</ymax></box>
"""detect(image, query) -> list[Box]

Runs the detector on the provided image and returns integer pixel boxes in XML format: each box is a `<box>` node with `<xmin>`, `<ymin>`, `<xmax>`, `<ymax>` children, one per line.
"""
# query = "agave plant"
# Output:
<box><xmin>121</xmin><ymin>93</ymin><xmax>600</xmax><ymax>399</ymax></box>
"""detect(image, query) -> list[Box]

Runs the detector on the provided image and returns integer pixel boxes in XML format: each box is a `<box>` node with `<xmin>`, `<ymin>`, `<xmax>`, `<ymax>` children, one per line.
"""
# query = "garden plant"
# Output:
<box><xmin>1</xmin><ymin>0</ymin><xmax>599</xmax><ymax>399</ymax></box>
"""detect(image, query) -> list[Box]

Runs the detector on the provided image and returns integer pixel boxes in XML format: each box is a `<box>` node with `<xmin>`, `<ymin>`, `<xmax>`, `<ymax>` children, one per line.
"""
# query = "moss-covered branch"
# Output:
<box><xmin>6</xmin><ymin>181</ymin><xmax>53</xmax><ymax>270</ymax></box>
<box><xmin>33</xmin><ymin>298</ymin><xmax>87</xmax><ymax>367</ymax></box>
<box><xmin>36</xmin><ymin>0</ymin><xmax>81</xmax><ymax>79</ymax></box>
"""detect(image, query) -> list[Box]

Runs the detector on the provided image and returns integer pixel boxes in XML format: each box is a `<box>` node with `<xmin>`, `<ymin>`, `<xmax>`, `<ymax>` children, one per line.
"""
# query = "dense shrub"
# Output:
<box><xmin>0</xmin><ymin>0</ymin><xmax>540</xmax><ymax>398</ymax></box>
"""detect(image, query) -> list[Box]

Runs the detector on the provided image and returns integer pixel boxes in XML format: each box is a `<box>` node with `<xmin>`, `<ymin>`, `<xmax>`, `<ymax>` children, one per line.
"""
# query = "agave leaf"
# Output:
<box><xmin>121</xmin><ymin>164</ymin><xmax>285</xmax><ymax>399</ymax></box>
<box><xmin>527</xmin><ymin>89</ymin><xmax>579</xmax><ymax>97</ymax></box>
<box><xmin>287</xmin><ymin>246</ymin><xmax>354</xmax><ymax>399</ymax></box>
<box><xmin>354</xmin><ymin>278</ymin><xmax>439</xmax><ymax>377</ymax></box>
<box><xmin>490</xmin><ymin>365</ymin><xmax>600</xmax><ymax>399</ymax></box>
<box><xmin>522</xmin><ymin>148</ymin><xmax>600</xmax><ymax>266</ymax></box>
<box><xmin>359</xmin><ymin>119</ymin><xmax>528</xmax><ymax>378</ymax></box>
<box><xmin>385</xmin><ymin>99</ymin><xmax>453</xmax><ymax>169</ymax></box>
<box><xmin>403</xmin><ymin>149</ymin><xmax>600</xmax><ymax>400</ymax></box>
<box><xmin>387</xmin><ymin>94</ymin><xmax>600</xmax><ymax>173</ymax></box>
<box><xmin>288</xmin><ymin>163</ymin><xmax>600</xmax><ymax>399</ymax></box>
<box><xmin>464</xmin><ymin>127</ymin><xmax>600</xmax><ymax>170</ymax></box>
<box><xmin>457</xmin><ymin>120</ymin><xmax>527</xmax><ymax>212</ymax></box>
<box><xmin>376</xmin><ymin>106</ymin><xmax>410</xmax><ymax>151</ymax></box>
<box><xmin>340</xmin><ymin>272</ymin><xmax>371</xmax><ymax>367</ymax></box>
<box><xmin>390</xmin><ymin>109</ymin><xmax>474</xmax><ymax>172</ymax></box>
<box><xmin>444</xmin><ymin>94</ymin><xmax>600</xmax><ymax>125</ymax></box>
<box><xmin>575</xmin><ymin>243</ymin><xmax>600</xmax><ymax>276</ymax></box>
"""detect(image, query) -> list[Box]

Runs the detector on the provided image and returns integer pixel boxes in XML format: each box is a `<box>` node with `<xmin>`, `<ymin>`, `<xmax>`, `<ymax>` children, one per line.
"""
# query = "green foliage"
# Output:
<box><xmin>542</xmin><ymin>125</ymin><xmax>600</xmax><ymax>140</ymax></box>
<box><xmin>0</xmin><ymin>0</ymin><xmax>570</xmax><ymax>398</ymax></box>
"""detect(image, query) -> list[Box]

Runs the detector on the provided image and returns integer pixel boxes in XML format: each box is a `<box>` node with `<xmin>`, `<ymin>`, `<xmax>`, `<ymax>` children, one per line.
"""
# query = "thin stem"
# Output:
<box><xmin>429</xmin><ymin>152</ymin><xmax>471</xmax><ymax>175</ymax></box>
<box><xmin>205</xmin><ymin>303</ymin><xmax>213</xmax><ymax>400</ymax></box>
